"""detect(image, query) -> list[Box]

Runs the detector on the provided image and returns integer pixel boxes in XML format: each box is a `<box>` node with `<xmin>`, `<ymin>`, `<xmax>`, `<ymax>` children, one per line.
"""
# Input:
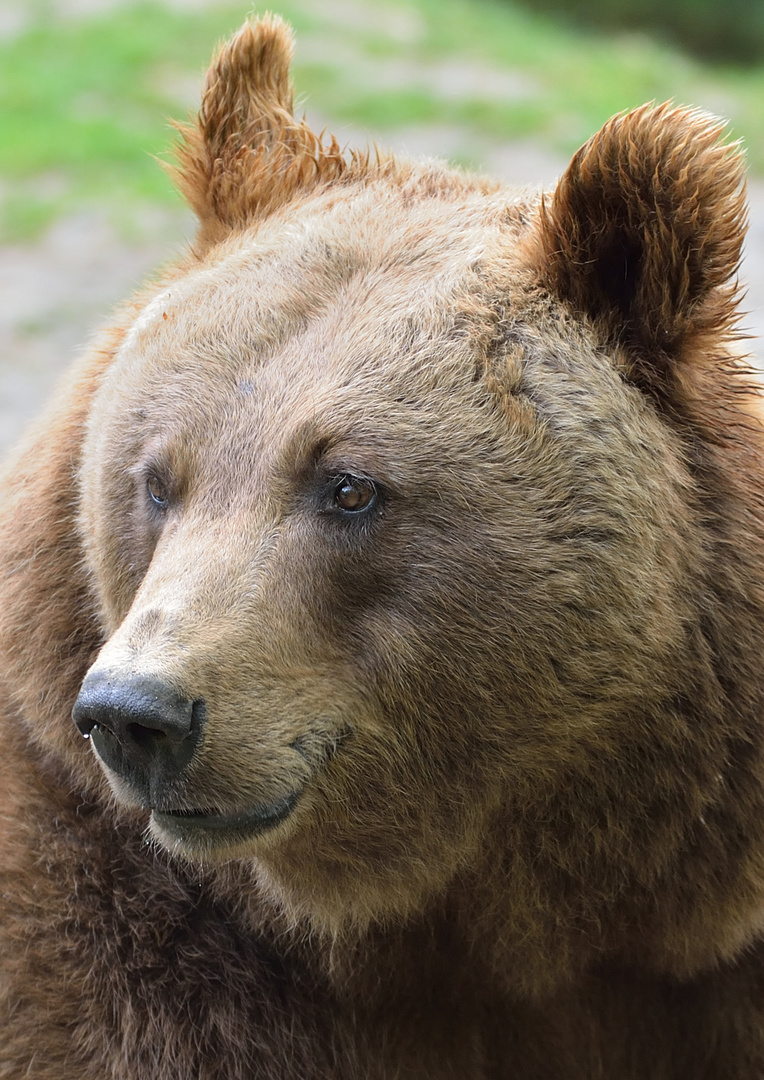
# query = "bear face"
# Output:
<box><xmin>72</xmin><ymin>166</ymin><xmax>713</xmax><ymax>941</ymax></box>
<box><xmin>3</xmin><ymin>15</ymin><xmax>764</xmax><ymax>1008</ymax></box>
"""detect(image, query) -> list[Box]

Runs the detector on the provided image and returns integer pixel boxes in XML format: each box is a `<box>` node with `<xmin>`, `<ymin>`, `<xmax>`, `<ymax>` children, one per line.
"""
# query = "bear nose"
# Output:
<box><xmin>72</xmin><ymin>670</ymin><xmax>206</xmax><ymax>801</ymax></box>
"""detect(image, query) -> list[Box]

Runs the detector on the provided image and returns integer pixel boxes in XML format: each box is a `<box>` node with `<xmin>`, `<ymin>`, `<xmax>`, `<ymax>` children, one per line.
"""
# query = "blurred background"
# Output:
<box><xmin>2</xmin><ymin>0</ymin><xmax>764</xmax><ymax>450</ymax></box>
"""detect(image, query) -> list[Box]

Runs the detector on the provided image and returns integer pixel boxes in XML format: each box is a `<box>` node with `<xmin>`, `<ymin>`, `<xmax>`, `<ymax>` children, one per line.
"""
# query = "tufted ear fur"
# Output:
<box><xmin>532</xmin><ymin>104</ymin><xmax>748</xmax><ymax>390</ymax></box>
<box><xmin>172</xmin><ymin>15</ymin><xmax>347</xmax><ymax>248</ymax></box>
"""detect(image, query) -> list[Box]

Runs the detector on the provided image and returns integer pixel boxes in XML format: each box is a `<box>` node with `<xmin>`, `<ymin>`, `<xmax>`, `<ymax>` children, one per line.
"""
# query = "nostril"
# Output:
<box><xmin>125</xmin><ymin>722</ymin><xmax>168</xmax><ymax>751</ymax></box>
<box><xmin>74</xmin><ymin>711</ymin><xmax>97</xmax><ymax>738</ymax></box>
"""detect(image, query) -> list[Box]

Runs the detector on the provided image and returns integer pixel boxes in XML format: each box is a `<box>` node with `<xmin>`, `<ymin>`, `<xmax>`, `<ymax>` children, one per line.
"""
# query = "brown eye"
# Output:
<box><xmin>146</xmin><ymin>475</ymin><xmax>169</xmax><ymax>509</ymax></box>
<box><xmin>333</xmin><ymin>475</ymin><xmax>376</xmax><ymax>513</ymax></box>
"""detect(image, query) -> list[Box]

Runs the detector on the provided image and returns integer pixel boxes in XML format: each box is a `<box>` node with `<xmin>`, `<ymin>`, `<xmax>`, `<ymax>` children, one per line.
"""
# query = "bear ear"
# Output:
<box><xmin>172</xmin><ymin>15</ymin><xmax>345</xmax><ymax>246</ymax></box>
<box><xmin>531</xmin><ymin>104</ymin><xmax>747</xmax><ymax>386</ymax></box>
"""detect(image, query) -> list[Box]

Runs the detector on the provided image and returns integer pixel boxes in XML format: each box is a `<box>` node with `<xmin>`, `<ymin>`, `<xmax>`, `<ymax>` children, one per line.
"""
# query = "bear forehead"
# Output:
<box><xmin>117</xmin><ymin>182</ymin><xmax>531</xmax><ymax>387</ymax></box>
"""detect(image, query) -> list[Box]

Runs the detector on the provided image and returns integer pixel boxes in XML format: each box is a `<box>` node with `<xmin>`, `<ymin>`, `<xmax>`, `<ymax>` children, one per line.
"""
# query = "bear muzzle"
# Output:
<box><xmin>72</xmin><ymin>669</ymin><xmax>206</xmax><ymax>802</ymax></box>
<box><xmin>72</xmin><ymin>667</ymin><xmax>311</xmax><ymax>851</ymax></box>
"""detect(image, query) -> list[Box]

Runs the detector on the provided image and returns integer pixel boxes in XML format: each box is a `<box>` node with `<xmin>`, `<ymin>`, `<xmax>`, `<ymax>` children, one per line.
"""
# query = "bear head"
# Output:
<box><xmin>3</xmin><ymin>15</ymin><xmax>763</xmax><ymax>996</ymax></box>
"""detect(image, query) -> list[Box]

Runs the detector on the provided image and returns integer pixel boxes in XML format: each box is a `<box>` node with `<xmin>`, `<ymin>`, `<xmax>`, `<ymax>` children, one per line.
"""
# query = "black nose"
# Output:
<box><xmin>72</xmin><ymin>670</ymin><xmax>206</xmax><ymax>803</ymax></box>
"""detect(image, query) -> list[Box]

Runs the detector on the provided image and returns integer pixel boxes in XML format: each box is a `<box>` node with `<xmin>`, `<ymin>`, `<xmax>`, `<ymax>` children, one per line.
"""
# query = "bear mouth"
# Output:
<box><xmin>151</xmin><ymin>791</ymin><xmax>299</xmax><ymax>845</ymax></box>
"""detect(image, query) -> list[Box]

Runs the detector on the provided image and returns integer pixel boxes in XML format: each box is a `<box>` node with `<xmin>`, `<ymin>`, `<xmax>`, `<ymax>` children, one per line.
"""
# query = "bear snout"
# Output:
<box><xmin>72</xmin><ymin>669</ymin><xmax>206</xmax><ymax>802</ymax></box>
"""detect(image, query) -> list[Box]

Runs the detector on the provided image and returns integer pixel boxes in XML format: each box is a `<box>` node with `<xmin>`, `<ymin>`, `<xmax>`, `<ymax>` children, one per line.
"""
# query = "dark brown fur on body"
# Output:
<box><xmin>2</xmin><ymin>14</ymin><xmax>764</xmax><ymax>1078</ymax></box>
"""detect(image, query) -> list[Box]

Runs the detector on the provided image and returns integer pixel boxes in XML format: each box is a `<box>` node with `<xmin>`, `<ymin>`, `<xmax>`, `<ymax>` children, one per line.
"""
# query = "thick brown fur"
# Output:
<box><xmin>2</xmin><ymin>15</ymin><xmax>764</xmax><ymax>1078</ymax></box>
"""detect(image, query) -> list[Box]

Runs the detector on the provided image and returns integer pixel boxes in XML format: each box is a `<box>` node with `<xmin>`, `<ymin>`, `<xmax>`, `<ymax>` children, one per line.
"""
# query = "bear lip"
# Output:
<box><xmin>150</xmin><ymin>791</ymin><xmax>300</xmax><ymax>842</ymax></box>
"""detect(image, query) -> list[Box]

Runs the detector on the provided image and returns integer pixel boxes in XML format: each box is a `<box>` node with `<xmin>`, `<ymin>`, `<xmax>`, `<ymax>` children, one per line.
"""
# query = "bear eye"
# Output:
<box><xmin>146</xmin><ymin>475</ymin><xmax>169</xmax><ymax>510</ymax></box>
<box><xmin>332</xmin><ymin>475</ymin><xmax>376</xmax><ymax>513</ymax></box>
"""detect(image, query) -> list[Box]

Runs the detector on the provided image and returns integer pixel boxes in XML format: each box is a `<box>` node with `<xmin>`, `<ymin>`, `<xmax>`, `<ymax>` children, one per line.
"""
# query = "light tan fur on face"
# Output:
<box><xmin>3</xmin><ymin>15</ymin><xmax>764</xmax><ymax>1078</ymax></box>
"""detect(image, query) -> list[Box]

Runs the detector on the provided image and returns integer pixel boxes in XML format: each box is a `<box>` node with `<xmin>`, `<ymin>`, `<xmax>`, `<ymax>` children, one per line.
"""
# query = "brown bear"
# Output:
<box><xmin>1</xmin><ymin>14</ymin><xmax>764</xmax><ymax>1079</ymax></box>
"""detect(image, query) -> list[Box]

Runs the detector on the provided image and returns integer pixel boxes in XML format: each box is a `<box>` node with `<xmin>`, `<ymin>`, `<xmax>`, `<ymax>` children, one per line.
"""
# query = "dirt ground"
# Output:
<box><xmin>2</xmin><ymin>77</ymin><xmax>763</xmax><ymax>454</ymax></box>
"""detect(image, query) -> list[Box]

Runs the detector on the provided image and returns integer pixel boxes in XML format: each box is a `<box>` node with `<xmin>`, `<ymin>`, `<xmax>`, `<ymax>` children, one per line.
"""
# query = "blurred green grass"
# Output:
<box><xmin>2</xmin><ymin>0</ymin><xmax>764</xmax><ymax>242</ymax></box>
